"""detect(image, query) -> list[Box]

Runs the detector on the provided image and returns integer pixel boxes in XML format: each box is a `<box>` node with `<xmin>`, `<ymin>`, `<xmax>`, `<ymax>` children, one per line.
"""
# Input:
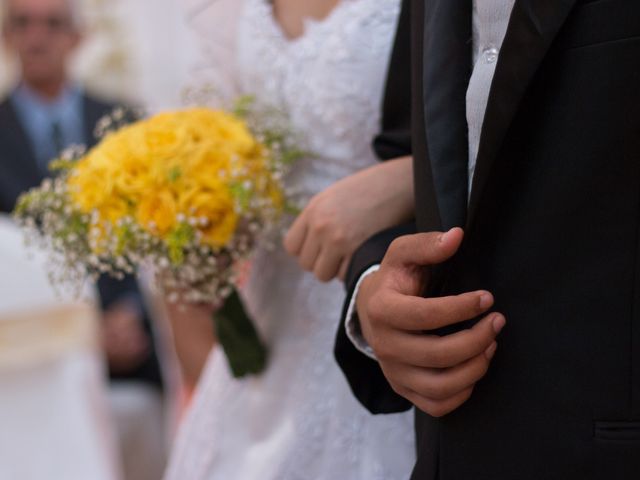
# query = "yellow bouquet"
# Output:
<box><xmin>15</xmin><ymin>101</ymin><xmax>302</xmax><ymax>377</ymax></box>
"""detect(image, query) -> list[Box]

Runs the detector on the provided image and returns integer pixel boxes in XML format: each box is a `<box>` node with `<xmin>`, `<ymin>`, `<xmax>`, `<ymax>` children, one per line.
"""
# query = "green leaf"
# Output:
<box><xmin>53</xmin><ymin>211</ymin><xmax>89</xmax><ymax>243</ymax></box>
<box><xmin>13</xmin><ymin>192</ymin><xmax>34</xmax><ymax>217</ymax></box>
<box><xmin>213</xmin><ymin>289</ymin><xmax>268</xmax><ymax>377</ymax></box>
<box><xmin>232</xmin><ymin>95</ymin><xmax>256</xmax><ymax>119</ymax></box>
<box><xmin>168</xmin><ymin>166</ymin><xmax>182</xmax><ymax>183</ymax></box>
<box><xmin>280</xmin><ymin>147</ymin><xmax>307</xmax><ymax>166</ymax></box>
<box><xmin>166</xmin><ymin>223</ymin><xmax>195</xmax><ymax>266</ymax></box>
<box><xmin>115</xmin><ymin>223</ymin><xmax>134</xmax><ymax>256</ymax></box>
<box><xmin>49</xmin><ymin>158</ymin><xmax>77</xmax><ymax>172</ymax></box>
<box><xmin>284</xmin><ymin>202</ymin><xmax>301</xmax><ymax>216</ymax></box>
<box><xmin>229</xmin><ymin>182</ymin><xmax>252</xmax><ymax>211</ymax></box>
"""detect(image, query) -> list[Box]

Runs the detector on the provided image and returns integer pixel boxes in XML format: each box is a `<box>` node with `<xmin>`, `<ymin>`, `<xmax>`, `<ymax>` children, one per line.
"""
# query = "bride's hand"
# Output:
<box><xmin>284</xmin><ymin>156</ymin><xmax>414</xmax><ymax>282</ymax></box>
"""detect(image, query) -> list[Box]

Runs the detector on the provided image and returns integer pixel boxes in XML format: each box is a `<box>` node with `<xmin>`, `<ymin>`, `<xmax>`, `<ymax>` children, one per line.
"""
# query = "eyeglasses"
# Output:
<box><xmin>6</xmin><ymin>13</ymin><xmax>74</xmax><ymax>34</ymax></box>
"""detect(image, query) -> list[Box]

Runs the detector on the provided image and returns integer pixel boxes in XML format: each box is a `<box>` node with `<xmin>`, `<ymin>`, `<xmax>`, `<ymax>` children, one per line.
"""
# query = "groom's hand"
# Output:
<box><xmin>356</xmin><ymin>228</ymin><xmax>505</xmax><ymax>417</ymax></box>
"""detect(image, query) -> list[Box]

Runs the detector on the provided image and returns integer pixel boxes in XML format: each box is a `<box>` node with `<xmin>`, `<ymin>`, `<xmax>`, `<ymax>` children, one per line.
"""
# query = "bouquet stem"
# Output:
<box><xmin>213</xmin><ymin>289</ymin><xmax>268</xmax><ymax>378</ymax></box>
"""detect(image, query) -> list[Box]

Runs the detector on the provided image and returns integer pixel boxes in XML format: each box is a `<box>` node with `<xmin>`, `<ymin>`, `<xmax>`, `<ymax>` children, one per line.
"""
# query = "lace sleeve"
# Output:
<box><xmin>184</xmin><ymin>0</ymin><xmax>244</xmax><ymax>103</ymax></box>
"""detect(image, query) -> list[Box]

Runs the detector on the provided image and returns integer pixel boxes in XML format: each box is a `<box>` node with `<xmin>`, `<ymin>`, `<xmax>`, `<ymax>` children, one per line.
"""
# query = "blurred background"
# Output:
<box><xmin>0</xmin><ymin>1</ymin><xmax>215</xmax><ymax>479</ymax></box>
<box><xmin>0</xmin><ymin>0</ymin><xmax>199</xmax><ymax>109</ymax></box>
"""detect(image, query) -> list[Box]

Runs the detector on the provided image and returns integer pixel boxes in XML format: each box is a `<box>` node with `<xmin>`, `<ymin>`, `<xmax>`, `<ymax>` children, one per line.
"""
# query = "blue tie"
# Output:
<box><xmin>46</xmin><ymin>120</ymin><xmax>64</xmax><ymax>171</ymax></box>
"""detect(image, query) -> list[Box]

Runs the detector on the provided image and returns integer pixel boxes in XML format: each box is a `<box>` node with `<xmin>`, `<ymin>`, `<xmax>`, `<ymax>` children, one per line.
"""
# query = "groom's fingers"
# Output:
<box><xmin>403</xmin><ymin>348</ymin><xmax>495</xmax><ymax>401</ymax></box>
<box><xmin>355</xmin><ymin>229</ymin><xmax>505</xmax><ymax>417</ymax></box>
<box><xmin>384</xmin><ymin>228</ymin><xmax>464</xmax><ymax>268</ymax></box>
<box><xmin>380</xmin><ymin>313</ymin><xmax>504</xmax><ymax>368</ymax></box>
<box><xmin>373</xmin><ymin>290</ymin><xmax>494</xmax><ymax>332</ymax></box>
<box><xmin>402</xmin><ymin>385</ymin><xmax>476</xmax><ymax>418</ymax></box>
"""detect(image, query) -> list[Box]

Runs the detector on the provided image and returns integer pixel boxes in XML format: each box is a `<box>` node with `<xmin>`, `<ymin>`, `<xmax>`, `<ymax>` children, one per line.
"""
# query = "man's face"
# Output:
<box><xmin>2</xmin><ymin>0</ymin><xmax>81</xmax><ymax>85</ymax></box>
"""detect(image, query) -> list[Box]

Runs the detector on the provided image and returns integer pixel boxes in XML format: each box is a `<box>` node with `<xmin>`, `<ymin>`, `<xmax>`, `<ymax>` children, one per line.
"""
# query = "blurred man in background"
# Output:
<box><xmin>0</xmin><ymin>0</ymin><xmax>165</xmax><ymax>478</ymax></box>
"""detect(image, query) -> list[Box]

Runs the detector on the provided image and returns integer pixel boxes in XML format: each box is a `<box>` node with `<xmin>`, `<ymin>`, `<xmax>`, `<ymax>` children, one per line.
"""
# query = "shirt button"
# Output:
<box><xmin>482</xmin><ymin>46</ymin><xmax>499</xmax><ymax>64</ymax></box>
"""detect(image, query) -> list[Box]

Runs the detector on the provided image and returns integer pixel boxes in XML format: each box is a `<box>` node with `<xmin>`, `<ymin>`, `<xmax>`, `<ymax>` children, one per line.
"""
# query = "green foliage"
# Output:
<box><xmin>49</xmin><ymin>158</ymin><xmax>76</xmax><ymax>172</ymax></box>
<box><xmin>232</xmin><ymin>95</ymin><xmax>256</xmax><ymax>119</ymax></box>
<box><xmin>14</xmin><ymin>192</ymin><xmax>35</xmax><ymax>217</ymax></box>
<box><xmin>168</xmin><ymin>166</ymin><xmax>182</xmax><ymax>183</ymax></box>
<box><xmin>167</xmin><ymin>223</ymin><xmax>195</xmax><ymax>266</ymax></box>
<box><xmin>214</xmin><ymin>288</ymin><xmax>268</xmax><ymax>377</ymax></box>
<box><xmin>229</xmin><ymin>181</ymin><xmax>252</xmax><ymax>211</ymax></box>
<box><xmin>115</xmin><ymin>223</ymin><xmax>135</xmax><ymax>256</ymax></box>
<box><xmin>280</xmin><ymin>147</ymin><xmax>306</xmax><ymax>166</ymax></box>
<box><xmin>64</xmin><ymin>212</ymin><xmax>88</xmax><ymax>238</ymax></box>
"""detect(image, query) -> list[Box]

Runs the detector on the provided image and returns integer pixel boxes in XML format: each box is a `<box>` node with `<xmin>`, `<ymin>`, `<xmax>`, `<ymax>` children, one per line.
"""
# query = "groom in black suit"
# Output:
<box><xmin>337</xmin><ymin>0</ymin><xmax>640</xmax><ymax>478</ymax></box>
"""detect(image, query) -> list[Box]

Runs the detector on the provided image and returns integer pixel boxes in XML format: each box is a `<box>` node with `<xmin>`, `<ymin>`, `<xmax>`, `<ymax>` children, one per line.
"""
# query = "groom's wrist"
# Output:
<box><xmin>345</xmin><ymin>264</ymin><xmax>380</xmax><ymax>360</ymax></box>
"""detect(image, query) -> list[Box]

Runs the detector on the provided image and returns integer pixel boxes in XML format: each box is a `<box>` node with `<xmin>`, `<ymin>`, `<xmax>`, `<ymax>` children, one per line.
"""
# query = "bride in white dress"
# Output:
<box><xmin>165</xmin><ymin>0</ymin><xmax>415</xmax><ymax>478</ymax></box>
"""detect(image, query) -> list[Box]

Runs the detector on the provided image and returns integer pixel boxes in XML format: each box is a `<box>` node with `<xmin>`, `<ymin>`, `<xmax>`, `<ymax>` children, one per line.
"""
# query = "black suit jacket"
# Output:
<box><xmin>337</xmin><ymin>0</ymin><xmax>640</xmax><ymax>478</ymax></box>
<box><xmin>0</xmin><ymin>92</ymin><xmax>162</xmax><ymax>390</ymax></box>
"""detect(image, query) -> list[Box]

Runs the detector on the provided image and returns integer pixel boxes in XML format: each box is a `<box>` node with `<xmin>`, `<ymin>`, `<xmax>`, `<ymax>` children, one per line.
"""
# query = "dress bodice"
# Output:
<box><xmin>237</xmin><ymin>0</ymin><xmax>401</xmax><ymax>200</ymax></box>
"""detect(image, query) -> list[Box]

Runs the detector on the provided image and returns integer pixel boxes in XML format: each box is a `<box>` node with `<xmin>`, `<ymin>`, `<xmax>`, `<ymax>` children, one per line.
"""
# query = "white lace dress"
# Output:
<box><xmin>165</xmin><ymin>1</ymin><xmax>415</xmax><ymax>479</ymax></box>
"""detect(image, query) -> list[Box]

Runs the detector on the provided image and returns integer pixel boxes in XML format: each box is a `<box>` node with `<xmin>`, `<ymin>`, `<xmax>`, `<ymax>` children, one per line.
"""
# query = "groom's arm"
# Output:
<box><xmin>335</xmin><ymin>224</ymin><xmax>415</xmax><ymax>413</ymax></box>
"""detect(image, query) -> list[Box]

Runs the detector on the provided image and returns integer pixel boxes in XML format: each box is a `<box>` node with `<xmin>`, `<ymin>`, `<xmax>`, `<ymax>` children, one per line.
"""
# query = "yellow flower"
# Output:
<box><xmin>98</xmin><ymin>199</ymin><xmax>131</xmax><ymax>224</ymax></box>
<box><xmin>142</xmin><ymin>114</ymin><xmax>192</xmax><ymax>160</ymax></box>
<box><xmin>186</xmin><ymin>108</ymin><xmax>255</xmax><ymax>154</ymax></box>
<box><xmin>136</xmin><ymin>189</ymin><xmax>178</xmax><ymax>235</ymax></box>
<box><xmin>68</xmin><ymin>161</ymin><xmax>115</xmax><ymax>213</ymax></box>
<box><xmin>179</xmin><ymin>184</ymin><xmax>237</xmax><ymax>248</ymax></box>
<box><xmin>65</xmin><ymin>107</ymin><xmax>285</xmax><ymax>247</ymax></box>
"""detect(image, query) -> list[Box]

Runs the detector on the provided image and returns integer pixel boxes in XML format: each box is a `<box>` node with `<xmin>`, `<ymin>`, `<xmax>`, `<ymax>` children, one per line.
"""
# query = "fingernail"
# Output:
<box><xmin>479</xmin><ymin>292</ymin><xmax>493</xmax><ymax>309</ymax></box>
<box><xmin>492</xmin><ymin>314</ymin><xmax>506</xmax><ymax>334</ymax></box>
<box><xmin>485</xmin><ymin>342</ymin><xmax>497</xmax><ymax>360</ymax></box>
<box><xmin>439</xmin><ymin>228</ymin><xmax>455</xmax><ymax>243</ymax></box>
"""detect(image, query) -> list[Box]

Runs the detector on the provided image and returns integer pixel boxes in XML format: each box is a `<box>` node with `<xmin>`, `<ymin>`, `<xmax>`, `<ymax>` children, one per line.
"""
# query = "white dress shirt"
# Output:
<box><xmin>347</xmin><ymin>0</ymin><xmax>517</xmax><ymax>356</ymax></box>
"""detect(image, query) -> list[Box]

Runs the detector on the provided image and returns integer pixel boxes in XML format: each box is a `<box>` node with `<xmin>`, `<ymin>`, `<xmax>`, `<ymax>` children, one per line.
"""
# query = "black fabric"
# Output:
<box><xmin>337</xmin><ymin>0</ymin><xmax>640</xmax><ymax>478</ymax></box>
<box><xmin>0</xmin><ymin>93</ymin><xmax>163</xmax><ymax>390</ymax></box>
<box><xmin>422</xmin><ymin>0</ymin><xmax>472</xmax><ymax>231</ymax></box>
<box><xmin>372</xmin><ymin>0</ymin><xmax>413</xmax><ymax>162</ymax></box>
<box><xmin>0</xmin><ymin>100</ymin><xmax>41</xmax><ymax>213</ymax></box>
<box><xmin>335</xmin><ymin>223</ymin><xmax>416</xmax><ymax>414</ymax></box>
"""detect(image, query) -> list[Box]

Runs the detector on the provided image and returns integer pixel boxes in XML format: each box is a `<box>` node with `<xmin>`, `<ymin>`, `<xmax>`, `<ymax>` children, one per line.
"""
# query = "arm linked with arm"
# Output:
<box><xmin>334</xmin><ymin>223</ymin><xmax>416</xmax><ymax>414</ymax></box>
<box><xmin>333</xmin><ymin>0</ymin><xmax>415</xmax><ymax>414</ymax></box>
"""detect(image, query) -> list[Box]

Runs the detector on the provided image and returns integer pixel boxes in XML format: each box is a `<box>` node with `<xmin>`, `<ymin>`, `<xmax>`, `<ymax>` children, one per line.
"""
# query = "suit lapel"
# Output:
<box><xmin>466</xmin><ymin>0</ymin><xmax>578</xmax><ymax>228</ymax></box>
<box><xmin>422</xmin><ymin>0</ymin><xmax>472</xmax><ymax>230</ymax></box>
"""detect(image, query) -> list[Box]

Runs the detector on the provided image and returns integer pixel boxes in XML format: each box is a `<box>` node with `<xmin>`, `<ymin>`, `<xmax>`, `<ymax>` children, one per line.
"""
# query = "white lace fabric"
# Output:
<box><xmin>165</xmin><ymin>1</ymin><xmax>415</xmax><ymax>479</ymax></box>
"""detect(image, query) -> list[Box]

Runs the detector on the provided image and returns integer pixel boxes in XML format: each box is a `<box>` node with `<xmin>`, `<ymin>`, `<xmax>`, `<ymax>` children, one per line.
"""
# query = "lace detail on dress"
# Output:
<box><xmin>165</xmin><ymin>2</ymin><xmax>415</xmax><ymax>479</ymax></box>
<box><xmin>238</xmin><ymin>0</ymin><xmax>402</xmax><ymax>202</ymax></box>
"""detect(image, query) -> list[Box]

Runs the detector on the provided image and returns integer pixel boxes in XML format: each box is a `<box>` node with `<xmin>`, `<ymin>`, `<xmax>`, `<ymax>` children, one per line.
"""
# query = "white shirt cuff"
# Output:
<box><xmin>345</xmin><ymin>264</ymin><xmax>380</xmax><ymax>360</ymax></box>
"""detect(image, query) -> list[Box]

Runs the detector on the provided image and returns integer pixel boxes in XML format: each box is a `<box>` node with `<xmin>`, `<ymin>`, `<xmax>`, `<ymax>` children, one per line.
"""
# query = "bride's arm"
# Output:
<box><xmin>284</xmin><ymin>156</ymin><xmax>414</xmax><ymax>282</ymax></box>
<box><xmin>164</xmin><ymin>301</ymin><xmax>217</xmax><ymax>391</ymax></box>
<box><xmin>285</xmin><ymin>0</ymin><xmax>413</xmax><ymax>283</ymax></box>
